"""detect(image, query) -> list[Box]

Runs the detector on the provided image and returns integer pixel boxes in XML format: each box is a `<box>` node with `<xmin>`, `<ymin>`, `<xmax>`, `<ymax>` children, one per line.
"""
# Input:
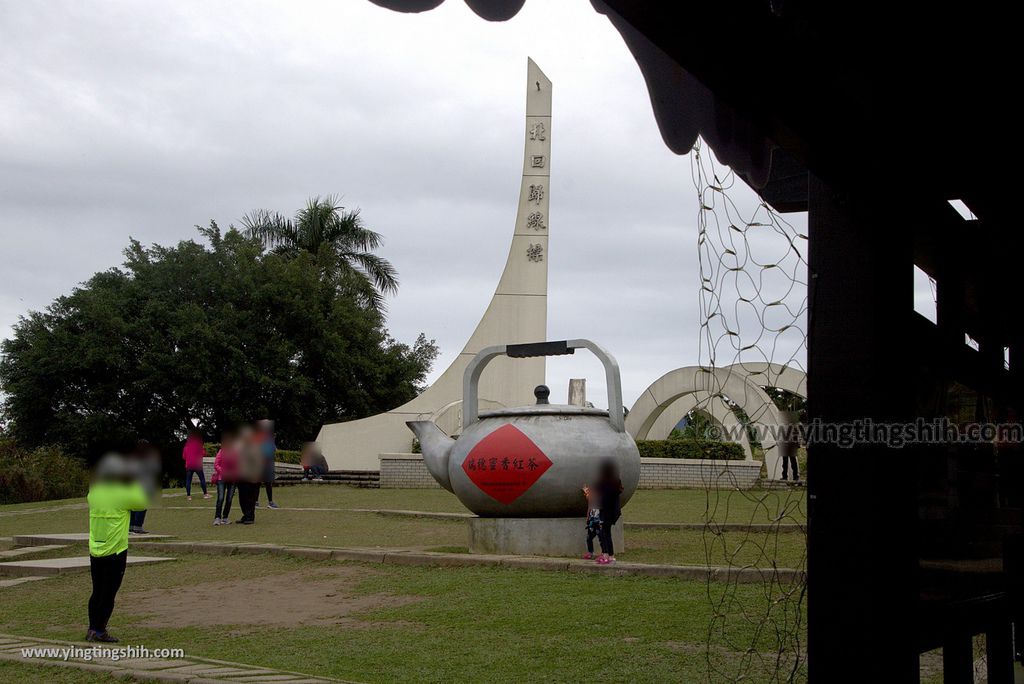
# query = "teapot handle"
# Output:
<box><xmin>462</xmin><ymin>339</ymin><xmax>625</xmax><ymax>432</ymax></box>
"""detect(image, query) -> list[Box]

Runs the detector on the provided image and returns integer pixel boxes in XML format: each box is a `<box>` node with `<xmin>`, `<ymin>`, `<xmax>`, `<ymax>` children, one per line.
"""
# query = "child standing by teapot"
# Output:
<box><xmin>582</xmin><ymin>484</ymin><xmax>602</xmax><ymax>560</ymax></box>
<box><xmin>583</xmin><ymin>460</ymin><xmax>624</xmax><ymax>564</ymax></box>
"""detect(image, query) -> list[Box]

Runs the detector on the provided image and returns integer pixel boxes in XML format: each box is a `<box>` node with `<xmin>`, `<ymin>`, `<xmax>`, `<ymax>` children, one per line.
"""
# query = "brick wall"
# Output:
<box><xmin>378</xmin><ymin>454</ymin><xmax>763</xmax><ymax>490</ymax></box>
<box><xmin>379</xmin><ymin>453</ymin><xmax>440</xmax><ymax>488</ymax></box>
<box><xmin>637</xmin><ymin>457</ymin><xmax>762</xmax><ymax>489</ymax></box>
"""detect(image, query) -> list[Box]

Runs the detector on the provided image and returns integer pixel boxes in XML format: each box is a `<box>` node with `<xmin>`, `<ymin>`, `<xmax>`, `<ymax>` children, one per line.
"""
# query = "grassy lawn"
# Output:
<box><xmin>1</xmin><ymin>485</ymin><xmax>806</xmax><ymax>523</ymax></box>
<box><xmin>0</xmin><ymin>487</ymin><xmax>806</xmax><ymax>568</ymax></box>
<box><xmin>0</xmin><ymin>552</ymin><xmax>806</xmax><ymax>683</ymax></box>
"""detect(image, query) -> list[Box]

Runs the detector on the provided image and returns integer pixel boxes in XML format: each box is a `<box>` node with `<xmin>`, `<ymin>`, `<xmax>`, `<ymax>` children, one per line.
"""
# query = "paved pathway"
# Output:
<box><xmin>0</xmin><ymin>633</ymin><xmax>346</xmax><ymax>682</ymax></box>
<box><xmin>121</xmin><ymin>538</ymin><xmax>804</xmax><ymax>583</ymax></box>
<box><xmin>155</xmin><ymin>505</ymin><xmax>805</xmax><ymax>533</ymax></box>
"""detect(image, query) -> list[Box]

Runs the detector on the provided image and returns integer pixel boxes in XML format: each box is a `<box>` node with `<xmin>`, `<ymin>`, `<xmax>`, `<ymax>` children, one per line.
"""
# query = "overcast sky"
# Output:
<box><xmin>0</xmin><ymin>0</ymin><xmax>822</xmax><ymax>409</ymax></box>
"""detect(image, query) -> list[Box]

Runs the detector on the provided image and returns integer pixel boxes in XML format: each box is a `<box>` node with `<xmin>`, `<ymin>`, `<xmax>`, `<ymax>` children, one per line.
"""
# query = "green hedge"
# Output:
<box><xmin>203</xmin><ymin>443</ymin><xmax>301</xmax><ymax>464</ymax></box>
<box><xmin>0</xmin><ymin>441</ymin><xmax>90</xmax><ymax>504</ymax></box>
<box><xmin>636</xmin><ymin>439</ymin><xmax>745</xmax><ymax>461</ymax></box>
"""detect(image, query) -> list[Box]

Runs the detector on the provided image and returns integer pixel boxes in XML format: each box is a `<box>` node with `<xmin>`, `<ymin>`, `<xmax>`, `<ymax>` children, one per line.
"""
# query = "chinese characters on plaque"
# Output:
<box><xmin>529</xmin><ymin>121</ymin><xmax>546</xmax><ymax>141</ymax></box>
<box><xmin>531</xmin><ymin>155</ymin><xmax>545</xmax><ymax>168</ymax></box>
<box><xmin>465</xmin><ymin>457</ymin><xmax>542</xmax><ymax>472</ymax></box>
<box><xmin>527</xmin><ymin>243</ymin><xmax>544</xmax><ymax>262</ymax></box>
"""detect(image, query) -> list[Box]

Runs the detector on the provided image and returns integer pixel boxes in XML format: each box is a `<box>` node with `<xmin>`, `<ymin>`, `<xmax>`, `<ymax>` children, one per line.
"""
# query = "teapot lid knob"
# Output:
<box><xmin>534</xmin><ymin>385</ymin><xmax>551</xmax><ymax>405</ymax></box>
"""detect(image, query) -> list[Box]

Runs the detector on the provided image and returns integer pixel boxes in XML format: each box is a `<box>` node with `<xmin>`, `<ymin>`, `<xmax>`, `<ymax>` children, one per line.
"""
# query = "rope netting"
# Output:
<box><xmin>689</xmin><ymin>139</ymin><xmax>809</xmax><ymax>682</ymax></box>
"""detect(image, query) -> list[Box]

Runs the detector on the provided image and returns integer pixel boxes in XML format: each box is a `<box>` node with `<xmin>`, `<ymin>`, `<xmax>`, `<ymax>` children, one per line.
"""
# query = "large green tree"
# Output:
<box><xmin>242</xmin><ymin>195</ymin><xmax>399</xmax><ymax>312</ymax></box>
<box><xmin>0</xmin><ymin>224</ymin><xmax>437</xmax><ymax>460</ymax></box>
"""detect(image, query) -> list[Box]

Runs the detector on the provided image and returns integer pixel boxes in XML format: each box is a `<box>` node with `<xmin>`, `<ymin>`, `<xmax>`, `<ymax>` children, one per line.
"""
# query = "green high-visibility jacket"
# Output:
<box><xmin>88</xmin><ymin>481</ymin><xmax>148</xmax><ymax>557</ymax></box>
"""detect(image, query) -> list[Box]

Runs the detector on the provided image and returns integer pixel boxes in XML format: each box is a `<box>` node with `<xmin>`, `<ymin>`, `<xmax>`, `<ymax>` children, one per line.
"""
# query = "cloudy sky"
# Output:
<box><xmin>0</xmin><ymin>0</ymin><xmax>817</xmax><ymax>409</ymax></box>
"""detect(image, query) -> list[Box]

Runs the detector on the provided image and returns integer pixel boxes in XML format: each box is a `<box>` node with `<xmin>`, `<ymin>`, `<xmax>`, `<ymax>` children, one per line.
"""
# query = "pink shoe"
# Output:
<box><xmin>203</xmin><ymin>493</ymin><xmax>211</xmax><ymax>499</ymax></box>
<box><xmin>186</xmin><ymin>495</ymin><xmax>192</xmax><ymax>501</ymax></box>
<box><xmin>596</xmin><ymin>554</ymin><xmax>613</xmax><ymax>565</ymax></box>
<box><xmin>582</xmin><ymin>552</ymin><xmax>593</xmax><ymax>560</ymax></box>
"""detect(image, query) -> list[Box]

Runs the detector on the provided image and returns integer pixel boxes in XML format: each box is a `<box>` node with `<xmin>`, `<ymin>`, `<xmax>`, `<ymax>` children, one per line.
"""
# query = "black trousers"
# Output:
<box><xmin>89</xmin><ymin>550</ymin><xmax>127</xmax><ymax>632</ymax></box>
<box><xmin>598</xmin><ymin>523</ymin><xmax>615</xmax><ymax>556</ymax></box>
<box><xmin>237</xmin><ymin>482</ymin><xmax>258</xmax><ymax>521</ymax></box>
<box><xmin>255</xmin><ymin>481</ymin><xmax>274</xmax><ymax>503</ymax></box>
<box><xmin>782</xmin><ymin>454</ymin><xmax>800</xmax><ymax>480</ymax></box>
<box><xmin>586</xmin><ymin>528</ymin><xmax>599</xmax><ymax>553</ymax></box>
<box><xmin>129</xmin><ymin>510</ymin><xmax>146</xmax><ymax>529</ymax></box>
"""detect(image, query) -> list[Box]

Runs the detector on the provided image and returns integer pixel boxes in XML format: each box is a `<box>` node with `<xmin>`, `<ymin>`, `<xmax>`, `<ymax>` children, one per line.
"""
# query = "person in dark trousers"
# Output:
<box><xmin>212</xmin><ymin>431</ymin><xmax>238</xmax><ymax>525</ymax></box>
<box><xmin>254</xmin><ymin>419</ymin><xmax>278</xmax><ymax>508</ymax></box>
<box><xmin>781</xmin><ymin>452</ymin><xmax>800</xmax><ymax>481</ymax></box>
<box><xmin>581</xmin><ymin>483</ymin><xmax>602</xmax><ymax>560</ymax></box>
<box><xmin>87</xmin><ymin>454</ymin><xmax>149</xmax><ymax>642</ymax></box>
<box><xmin>592</xmin><ymin>460</ymin><xmax>623</xmax><ymax>565</ymax></box>
<box><xmin>182</xmin><ymin>429</ymin><xmax>209</xmax><ymax>500</ymax></box>
<box><xmin>128</xmin><ymin>440</ymin><xmax>160</xmax><ymax>534</ymax></box>
<box><xmin>779</xmin><ymin>410</ymin><xmax>802</xmax><ymax>481</ymax></box>
<box><xmin>235</xmin><ymin>425</ymin><xmax>262</xmax><ymax>524</ymax></box>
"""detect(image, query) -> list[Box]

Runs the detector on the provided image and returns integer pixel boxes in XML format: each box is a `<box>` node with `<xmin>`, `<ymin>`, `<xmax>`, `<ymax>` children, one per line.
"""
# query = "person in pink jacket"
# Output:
<box><xmin>182</xmin><ymin>429</ymin><xmax>209</xmax><ymax>501</ymax></box>
<box><xmin>212</xmin><ymin>431</ymin><xmax>238</xmax><ymax>525</ymax></box>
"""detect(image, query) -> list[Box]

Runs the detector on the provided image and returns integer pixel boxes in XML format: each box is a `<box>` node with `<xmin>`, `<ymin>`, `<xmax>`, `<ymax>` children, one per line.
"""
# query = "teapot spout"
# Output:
<box><xmin>406</xmin><ymin>421</ymin><xmax>455</xmax><ymax>492</ymax></box>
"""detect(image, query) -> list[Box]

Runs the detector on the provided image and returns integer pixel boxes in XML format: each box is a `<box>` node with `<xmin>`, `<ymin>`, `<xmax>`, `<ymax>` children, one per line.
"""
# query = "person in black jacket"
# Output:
<box><xmin>591</xmin><ymin>460</ymin><xmax>623</xmax><ymax>565</ymax></box>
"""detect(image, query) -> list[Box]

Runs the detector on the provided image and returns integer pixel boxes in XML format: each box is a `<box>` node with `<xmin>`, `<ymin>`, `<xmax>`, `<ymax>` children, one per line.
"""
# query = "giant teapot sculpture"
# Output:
<box><xmin>407</xmin><ymin>340</ymin><xmax>640</xmax><ymax>517</ymax></box>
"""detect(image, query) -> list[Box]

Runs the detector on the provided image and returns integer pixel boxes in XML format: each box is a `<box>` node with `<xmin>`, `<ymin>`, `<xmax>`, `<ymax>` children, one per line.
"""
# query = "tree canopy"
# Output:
<box><xmin>0</xmin><ymin>224</ymin><xmax>437</xmax><ymax>460</ymax></box>
<box><xmin>242</xmin><ymin>195</ymin><xmax>399</xmax><ymax>312</ymax></box>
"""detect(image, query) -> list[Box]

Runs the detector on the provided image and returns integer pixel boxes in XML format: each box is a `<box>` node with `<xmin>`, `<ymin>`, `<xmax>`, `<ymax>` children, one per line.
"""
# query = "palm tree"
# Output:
<box><xmin>242</xmin><ymin>195</ymin><xmax>399</xmax><ymax>311</ymax></box>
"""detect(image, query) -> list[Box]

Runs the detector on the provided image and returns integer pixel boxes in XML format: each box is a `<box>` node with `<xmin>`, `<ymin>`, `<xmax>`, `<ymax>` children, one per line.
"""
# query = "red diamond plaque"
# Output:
<box><xmin>462</xmin><ymin>424</ymin><xmax>552</xmax><ymax>504</ymax></box>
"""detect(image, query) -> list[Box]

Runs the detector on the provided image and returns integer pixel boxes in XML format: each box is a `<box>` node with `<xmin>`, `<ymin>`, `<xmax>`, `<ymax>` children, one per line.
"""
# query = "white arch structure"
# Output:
<box><xmin>644</xmin><ymin>391</ymin><xmax>754</xmax><ymax>459</ymax></box>
<box><xmin>626</xmin><ymin>363</ymin><xmax>806</xmax><ymax>479</ymax></box>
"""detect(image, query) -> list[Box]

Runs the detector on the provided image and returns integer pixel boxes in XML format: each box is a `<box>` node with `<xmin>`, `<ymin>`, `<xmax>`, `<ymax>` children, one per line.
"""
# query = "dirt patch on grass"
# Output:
<box><xmin>122</xmin><ymin>565</ymin><xmax>421</xmax><ymax>628</ymax></box>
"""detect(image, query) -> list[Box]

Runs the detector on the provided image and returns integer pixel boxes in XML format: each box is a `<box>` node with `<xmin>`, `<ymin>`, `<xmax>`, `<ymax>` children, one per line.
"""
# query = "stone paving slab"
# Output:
<box><xmin>0</xmin><ymin>544</ymin><xmax>69</xmax><ymax>559</ymax></box>
<box><xmin>0</xmin><ymin>555</ymin><xmax>173</xmax><ymax>577</ymax></box>
<box><xmin>0</xmin><ymin>632</ymin><xmax>341</xmax><ymax>682</ymax></box>
<box><xmin>114</xmin><ymin>659</ymin><xmax>191</xmax><ymax>670</ymax></box>
<box><xmin>12</xmin><ymin>532</ymin><xmax>173</xmax><ymax>546</ymax></box>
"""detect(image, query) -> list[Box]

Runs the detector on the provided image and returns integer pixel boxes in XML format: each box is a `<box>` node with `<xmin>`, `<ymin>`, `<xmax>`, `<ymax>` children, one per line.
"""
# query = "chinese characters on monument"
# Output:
<box><xmin>528</xmin><ymin>184</ymin><xmax>544</xmax><ymax>205</ymax></box>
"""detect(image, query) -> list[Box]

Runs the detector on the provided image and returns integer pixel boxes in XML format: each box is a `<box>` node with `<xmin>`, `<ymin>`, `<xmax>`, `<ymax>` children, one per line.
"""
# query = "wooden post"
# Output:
<box><xmin>806</xmin><ymin>175</ymin><xmax>919</xmax><ymax>680</ymax></box>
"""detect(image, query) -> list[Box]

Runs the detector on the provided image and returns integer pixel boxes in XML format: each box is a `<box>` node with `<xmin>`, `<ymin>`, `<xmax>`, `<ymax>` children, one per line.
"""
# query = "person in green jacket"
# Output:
<box><xmin>87</xmin><ymin>454</ymin><xmax>149</xmax><ymax>643</ymax></box>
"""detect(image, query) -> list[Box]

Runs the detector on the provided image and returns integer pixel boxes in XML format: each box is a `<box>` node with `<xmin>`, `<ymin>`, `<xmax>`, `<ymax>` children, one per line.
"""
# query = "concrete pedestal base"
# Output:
<box><xmin>468</xmin><ymin>517</ymin><xmax>624</xmax><ymax>557</ymax></box>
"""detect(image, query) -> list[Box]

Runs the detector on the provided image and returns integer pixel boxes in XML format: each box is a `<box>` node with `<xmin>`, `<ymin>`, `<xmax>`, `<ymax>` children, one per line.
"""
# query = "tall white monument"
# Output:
<box><xmin>317</xmin><ymin>58</ymin><xmax>552</xmax><ymax>471</ymax></box>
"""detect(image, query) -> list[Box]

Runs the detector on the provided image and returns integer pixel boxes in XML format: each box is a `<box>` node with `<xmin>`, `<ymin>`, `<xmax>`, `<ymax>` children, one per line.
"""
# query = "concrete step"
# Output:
<box><xmin>0</xmin><ymin>544</ymin><xmax>69</xmax><ymax>559</ymax></box>
<box><xmin>275</xmin><ymin>471</ymin><xmax>380</xmax><ymax>488</ymax></box>
<box><xmin>760</xmin><ymin>479</ymin><xmax>806</xmax><ymax>490</ymax></box>
<box><xmin>0</xmin><ymin>555</ymin><xmax>174</xmax><ymax>578</ymax></box>
<box><xmin>12</xmin><ymin>533</ymin><xmax>173</xmax><ymax>547</ymax></box>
